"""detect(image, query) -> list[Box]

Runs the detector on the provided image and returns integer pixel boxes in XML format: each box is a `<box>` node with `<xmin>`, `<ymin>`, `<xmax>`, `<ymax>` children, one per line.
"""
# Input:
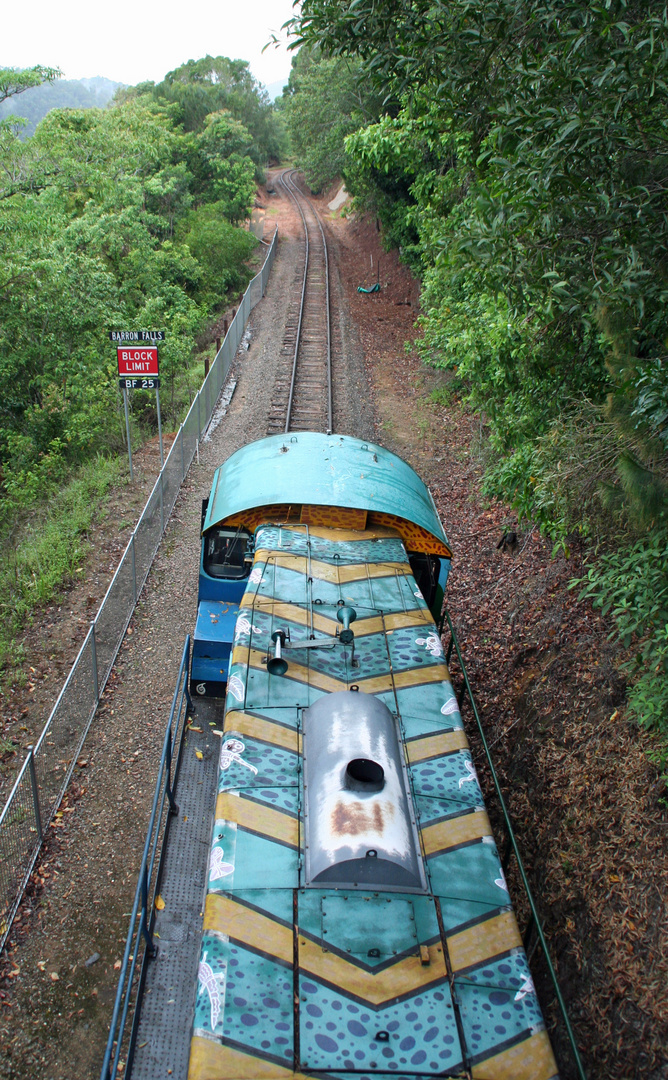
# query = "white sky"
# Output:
<box><xmin>2</xmin><ymin>0</ymin><xmax>298</xmax><ymax>89</ymax></box>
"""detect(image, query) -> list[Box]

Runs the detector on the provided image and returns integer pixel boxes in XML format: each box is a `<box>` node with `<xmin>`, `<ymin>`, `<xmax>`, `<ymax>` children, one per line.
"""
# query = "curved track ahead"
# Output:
<box><xmin>267</xmin><ymin>170</ymin><xmax>333</xmax><ymax>435</ymax></box>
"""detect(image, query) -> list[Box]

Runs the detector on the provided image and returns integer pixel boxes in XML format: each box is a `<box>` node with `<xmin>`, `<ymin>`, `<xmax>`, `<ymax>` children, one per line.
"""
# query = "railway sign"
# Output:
<box><xmin>113</xmin><ymin>334</ymin><xmax>164</xmax><ymax>480</ymax></box>
<box><xmin>118</xmin><ymin>377</ymin><xmax>160</xmax><ymax>390</ymax></box>
<box><xmin>117</xmin><ymin>346</ymin><xmax>159</xmax><ymax>378</ymax></box>
<box><xmin>109</xmin><ymin>330</ymin><xmax>166</xmax><ymax>342</ymax></box>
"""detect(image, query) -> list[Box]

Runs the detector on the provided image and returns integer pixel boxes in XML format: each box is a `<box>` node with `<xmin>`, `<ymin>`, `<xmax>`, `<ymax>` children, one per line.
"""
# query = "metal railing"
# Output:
<box><xmin>101</xmin><ymin>636</ymin><xmax>192</xmax><ymax>1080</ymax></box>
<box><xmin>0</xmin><ymin>227</ymin><xmax>278</xmax><ymax>951</ymax></box>
<box><xmin>440</xmin><ymin>608</ymin><xmax>587</xmax><ymax>1080</ymax></box>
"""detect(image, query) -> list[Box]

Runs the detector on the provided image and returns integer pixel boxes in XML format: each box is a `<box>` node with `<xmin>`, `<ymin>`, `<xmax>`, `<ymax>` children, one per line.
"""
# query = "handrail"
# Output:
<box><xmin>100</xmin><ymin>636</ymin><xmax>192</xmax><ymax>1080</ymax></box>
<box><xmin>439</xmin><ymin>608</ymin><xmax>587</xmax><ymax>1080</ymax></box>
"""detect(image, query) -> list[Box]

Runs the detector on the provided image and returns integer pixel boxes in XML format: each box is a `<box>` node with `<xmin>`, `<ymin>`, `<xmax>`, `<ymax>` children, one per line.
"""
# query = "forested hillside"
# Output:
<box><xmin>285</xmin><ymin>1</ymin><xmax>668</xmax><ymax>759</ymax></box>
<box><xmin>0</xmin><ymin>76</ymin><xmax>124</xmax><ymax>138</ymax></box>
<box><xmin>0</xmin><ymin>58</ymin><xmax>283</xmax><ymax>669</ymax></box>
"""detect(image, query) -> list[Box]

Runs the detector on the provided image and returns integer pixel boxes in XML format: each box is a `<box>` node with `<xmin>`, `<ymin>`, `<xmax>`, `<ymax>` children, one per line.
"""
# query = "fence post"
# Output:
<box><xmin>180</xmin><ymin>425</ymin><xmax>185</xmax><ymax>481</ymax></box>
<box><xmin>130</xmin><ymin>533</ymin><xmax>137</xmax><ymax>603</ymax></box>
<box><xmin>28</xmin><ymin>747</ymin><xmax>43</xmax><ymax>842</ymax></box>
<box><xmin>90</xmin><ymin>623</ymin><xmax>99</xmax><ymax>703</ymax></box>
<box><xmin>197</xmin><ymin>391</ymin><xmax>201</xmax><ymax>440</ymax></box>
<box><xmin>159</xmin><ymin>471</ymin><xmax>164</xmax><ymax>534</ymax></box>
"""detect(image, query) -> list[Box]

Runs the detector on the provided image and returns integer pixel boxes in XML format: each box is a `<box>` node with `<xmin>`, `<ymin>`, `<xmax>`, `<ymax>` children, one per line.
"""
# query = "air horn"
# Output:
<box><xmin>267</xmin><ymin>629</ymin><xmax>289</xmax><ymax>676</ymax></box>
<box><xmin>337</xmin><ymin>601</ymin><xmax>357</xmax><ymax>645</ymax></box>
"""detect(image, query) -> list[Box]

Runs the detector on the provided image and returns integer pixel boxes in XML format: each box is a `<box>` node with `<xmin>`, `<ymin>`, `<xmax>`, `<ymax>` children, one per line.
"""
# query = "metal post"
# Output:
<box><xmin>159</xmin><ymin>471</ymin><xmax>164</xmax><ymax>534</ymax></box>
<box><xmin>155</xmin><ymin>386</ymin><xmax>164</xmax><ymax>467</ymax></box>
<box><xmin>197</xmin><ymin>391</ymin><xmax>201</xmax><ymax>439</ymax></box>
<box><xmin>28</xmin><ymin>747</ymin><xmax>43</xmax><ymax>842</ymax></box>
<box><xmin>90</xmin><ymin>622</ymin><xmax>99</xmax><ymax>703</ymax></box>
<box><xmin>164</xmin><ymin>722</ymin><xmax>179</xmax><ymax>816</ymax></box>
<box><xmin>123</xmin><ymin>389</ymin><xmax>133</xmax><ymax>481</ymax></box>
<box><xmin>180</xmin><ymin>425</ymin><xmax>185</xmax><ymax>480</ymax></box>
<box><xmin>130</xmin><ymin>533</ymin><xmax>137</xmax><ymax>602</ymax></box>
<box><xmin>140</xmin><ymin>866</ymin><xmax>158</xmax><ymax>957</ymax></box>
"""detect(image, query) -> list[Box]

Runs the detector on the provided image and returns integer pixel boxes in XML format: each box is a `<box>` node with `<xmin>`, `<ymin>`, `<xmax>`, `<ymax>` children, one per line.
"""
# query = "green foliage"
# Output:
<box><xmin>176</xmin><ymin>203</ymin><xmax>257</xmax><ymax>298</ymax></box>
<box><xmin>576</xmin><ymin>531</ymin><xmax>668</xmax><ymax>748</ymax></box>
<box><xmin>283</xmin><ymin>49</ymin><xmax>384</xmax><ymax>193</ymax></box>
<box><xmin>0</xmin><ymin>76</ymin><xmax>123</xmax><ymax>138</ymax></box>
<box><xmin>137</xmin><ymin>55</ymin><xmax>286</xmax><ymax>168</ymax></box>
<box><xmin>0</xmin><ymin>65</ymin><xmax>61</xmax><ymax>105</ymax></box>
<box><xmin>290</xmin><ymin>1</ymin><xmax>668</xmax><ymax>754</ymax></box>
<box><xmin>0</xmin><ymin>56</ymin><xmax>266</xmax><ymax>657</ymax></box>
<box><xmin>0</xmin><ymin>455</ymin><xmax>123</xmax><ymax>670</ymax></box>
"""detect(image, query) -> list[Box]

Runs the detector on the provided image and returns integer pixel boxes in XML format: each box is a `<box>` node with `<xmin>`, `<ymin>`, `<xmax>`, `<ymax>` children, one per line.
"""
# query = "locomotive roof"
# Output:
<box><xmin>203</xmin><ymin>432</ymin><xmax>450</xmax><ymax>553</ymax></box>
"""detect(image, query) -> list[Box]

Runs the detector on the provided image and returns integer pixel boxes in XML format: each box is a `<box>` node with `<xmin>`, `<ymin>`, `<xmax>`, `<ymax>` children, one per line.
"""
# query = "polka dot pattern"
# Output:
<box><xmin>410</xmin><ymin>751</ymin><xmax>484</xmax><ymax>808</ymax></box>
<box><xmin>223</xmin><ymin>944</ymin><xmax>293</xmax><ymax>1060</ymax></box>
<box><xmin>457</xmin><ymin>976</ymin><xmax>544</xmax><ymax>1061</ymax></box>
<box><xmin>256</xmin><ymin>526</ymin><xmax>409</xmax><ymax>566</ymax></box>
<box><xmin>217</xmin><ymin>735</ymin><xmax>298</xmax><ymax>797</ymax></box>
<box><xmin>298</xmin><ymin>978</ymin><xmax>462</xmax><ymax>1073</ymax></box>
<box><xmin>386</xmin><ymin>628</ymin><xmax>447</xmax><ymax>673</ymax></box>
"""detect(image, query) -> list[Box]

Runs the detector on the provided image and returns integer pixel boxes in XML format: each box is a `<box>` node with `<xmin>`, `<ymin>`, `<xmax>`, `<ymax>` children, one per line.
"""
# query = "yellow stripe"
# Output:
<box><xmin>246</xmin><ymin>601</ymin><xmax>434</xmax><ymax>638</ymax></box>
<box><xmin>204</xmin><ymin>893</ymin><xmax>293</xmax><ymax>964</ymax></box>
<box><xmin>300</xmin><ymin>525</ymin><xmax>400</xmax><ymax>541</ymax></box>
<box><xmin>447</xmin><ymin>910</ymin><xmax>522</xmax><ymax>973</ymax></box>
<box><xmin>299</xmin><ymin>937</ymin><xmax>447</xmax><ymax>1006</ymax></box>
<box><xmin>374</xmin><ymin>609</ymin><xmax>434</xmax><ymax>633</ymax></box>
<box><xmin>406</xmin><ymin>729</ymin><xmax>469</xmax><ymax>763</ymax></box>
<box><xmin>224</xmin><ymin>711</ymin><xmax>298</xmax><ymax>752</ymax></box>
<box><xmin>216</xmin><ymin>792</ymin><xmax>299</xmax><ymax>849</ymax></box>
<box><xmin>254</xmin><ymin>551</ymin><xmax>410</xmax><ymax>584</ymax></box>
<box><xmin>188</xmin><ymin>1037</ymin><xmax>310</xmax><ymax>1080</ymax></box>
<box><xmin>250</xmin><ymin>600</ymin><xmax>336</xmax><ymax>636</ymax></box>
<box><xmin>231</xmin><ymin>640</ymin><xmax>251</xmax><ymax>668</ymax></box>
<box><xmin>357</xmin><ymin>662</ymin><xmax>451</xmax><ymax>696</ymax></box>
<box><xmin>422</xmin><ymin>809</ymin><xmax>493</xmax><ymax>856</ymax></box>
<box><xmin>471</xmin><ymin>1030</ymin><xmax>558</xmax><ymax>1080</ymax></box>
<box><xmin>248</xmin><ymin>647</ymin><xmax>346</xmax><ymax>694</ymax></box>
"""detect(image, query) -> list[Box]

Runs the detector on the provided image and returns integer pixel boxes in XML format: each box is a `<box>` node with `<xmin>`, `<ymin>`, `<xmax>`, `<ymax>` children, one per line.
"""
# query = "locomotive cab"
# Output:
<box><xmin>191</xmin><ymin>499</ymin><xmax>253</xmax><ymax>696</ymax></box>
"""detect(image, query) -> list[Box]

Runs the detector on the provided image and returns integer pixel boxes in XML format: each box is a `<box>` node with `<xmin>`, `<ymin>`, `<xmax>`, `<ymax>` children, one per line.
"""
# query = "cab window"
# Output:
<box><xmin>408</xmin><ymin>552</ymin><xmax>441</xmax><ymax>610</ymax></box>
<box><xmin>203</xmin><ymin>528</ymin><xmax>251</xmax><ymax>580</ymax></box>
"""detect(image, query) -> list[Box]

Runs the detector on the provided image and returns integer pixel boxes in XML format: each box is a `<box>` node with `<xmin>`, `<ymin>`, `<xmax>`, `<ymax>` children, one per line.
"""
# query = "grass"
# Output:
<box><xmin>0</xmin><ymin>455</ymin><xmax>124</xmax><ymax>675</ymax></box>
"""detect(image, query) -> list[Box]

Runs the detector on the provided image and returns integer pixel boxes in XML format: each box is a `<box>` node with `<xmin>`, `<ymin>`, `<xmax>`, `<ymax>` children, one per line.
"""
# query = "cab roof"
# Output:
<box><xmin>202</xmin><ymin>433</ymin><xmax>451</xmax><ymax>556</ymax></box>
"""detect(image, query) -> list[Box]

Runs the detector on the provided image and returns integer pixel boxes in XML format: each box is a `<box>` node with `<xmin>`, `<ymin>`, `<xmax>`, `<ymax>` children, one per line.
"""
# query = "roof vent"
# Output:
<box><xmin>302</xmin><ymin>691</ymin><xmax>425</xmax><ymax>891</ymax></box>
<box><xmin>345</xmin><ymin>758</ymin><xmax>384</xmax><ymax>793</ymax></box>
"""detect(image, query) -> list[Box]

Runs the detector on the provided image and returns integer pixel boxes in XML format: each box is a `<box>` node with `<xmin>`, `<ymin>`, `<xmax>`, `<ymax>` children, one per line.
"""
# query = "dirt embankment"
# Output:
<box><xmin>1</xmin><ymin>181</ymin><xmax>666</xmax><ymax>1080</ymax></box>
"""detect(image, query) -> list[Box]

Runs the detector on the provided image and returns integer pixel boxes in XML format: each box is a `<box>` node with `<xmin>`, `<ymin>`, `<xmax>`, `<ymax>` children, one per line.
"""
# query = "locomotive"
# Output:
<box><xmin>188</xmin><ymin>432</ymin><xmax>558</xmax><ymax>1080</ymax></box>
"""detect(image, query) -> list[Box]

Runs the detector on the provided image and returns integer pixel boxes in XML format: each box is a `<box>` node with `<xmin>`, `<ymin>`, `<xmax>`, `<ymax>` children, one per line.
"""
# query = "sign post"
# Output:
<box><xmin>111</xmin><ymin>332</ymin><xmax>165</xmax><ymax>476</ymax></box>
<box><xmin>155</xmin><ymin>384</ymin><xmax>164</xmax><ymax>466</ymax></box>
<box><xmin>123</xmin><ymin>387</ymin><xmax>134</xmax><ymax>480</ymax></box>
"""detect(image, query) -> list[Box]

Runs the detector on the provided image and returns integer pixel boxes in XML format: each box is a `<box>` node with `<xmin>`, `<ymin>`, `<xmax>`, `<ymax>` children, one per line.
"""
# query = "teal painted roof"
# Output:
<box><xmin>203</xmin><ymin>433</ymin><xmax>449</xmax><ymax>549</ymax></box>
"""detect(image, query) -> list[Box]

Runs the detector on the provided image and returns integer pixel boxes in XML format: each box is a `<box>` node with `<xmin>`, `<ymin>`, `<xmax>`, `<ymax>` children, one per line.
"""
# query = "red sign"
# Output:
<box><xmin>117</xmin><ymin>346</ymin><xmax>159</xmax><ymax>377</ymax></box>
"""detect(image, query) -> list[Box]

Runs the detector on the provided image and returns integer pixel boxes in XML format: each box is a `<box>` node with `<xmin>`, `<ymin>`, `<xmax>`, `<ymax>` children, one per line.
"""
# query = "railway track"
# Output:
<box><xmin>267</xmin><ymin>170</ymin><xmax>333</xmax><ymax>435</ymax></box>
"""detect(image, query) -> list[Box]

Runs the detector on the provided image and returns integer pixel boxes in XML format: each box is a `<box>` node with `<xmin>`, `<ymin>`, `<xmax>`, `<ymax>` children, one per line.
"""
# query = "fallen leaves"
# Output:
<box><xmin>113</xmin><ymin>960</ymin><xmax>122</xmax><ymax>970</ymax></box>
<box><xmin>154</xmin><ymin>894</ymin><xmax>165</xmax><ymax>911</ymax></box>
<box><xmin>195</xmin><ymin>750</ymin><xmax>203</xmax><ymax>760</ymax></box>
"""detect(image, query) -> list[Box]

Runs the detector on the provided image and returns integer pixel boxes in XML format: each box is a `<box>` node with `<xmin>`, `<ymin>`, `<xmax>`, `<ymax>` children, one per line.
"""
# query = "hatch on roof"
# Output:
<box><xmin>202</xmin><ymin>433</ymin><xmax>451</xmax><ymax>557</ymax></box>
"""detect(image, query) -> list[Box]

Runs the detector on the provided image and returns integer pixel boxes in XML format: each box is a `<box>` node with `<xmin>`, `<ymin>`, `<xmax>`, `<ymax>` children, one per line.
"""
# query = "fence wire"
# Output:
<box><xmin>0</xmin><ymin>228</ymin><xmax>278</xmax><ymax>950</ymax></box>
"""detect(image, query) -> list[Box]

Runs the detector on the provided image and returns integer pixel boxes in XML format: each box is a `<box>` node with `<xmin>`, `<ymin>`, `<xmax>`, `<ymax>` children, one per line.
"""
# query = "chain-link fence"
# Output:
<box><xmin>0</xmin><ymin>227</ymin><xmax>278</xmax><ymax>950</ymax></box>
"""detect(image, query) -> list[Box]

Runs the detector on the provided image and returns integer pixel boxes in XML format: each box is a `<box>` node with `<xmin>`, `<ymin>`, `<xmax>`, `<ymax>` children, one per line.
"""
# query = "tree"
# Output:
<box><xmin>283</xmin><ymin>48</ymin><xmax>385</xmax><ymax>192</ymax></box>
<box><xmin>0</xmin><ymin>65</ymin><xmax>61</xmax><ymax>105</ymax></box>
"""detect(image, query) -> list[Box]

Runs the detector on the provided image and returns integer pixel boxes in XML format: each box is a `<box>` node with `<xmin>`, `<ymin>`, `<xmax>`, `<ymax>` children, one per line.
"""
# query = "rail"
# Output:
<box><xmin>439</xmin><ymin>607</ymin><xmax>587</xmax><ymax>1080</ymax></box>
<box><xmin>100</xmin><ymin>636</ymin><xmax>192</xmax><ymax>1080</ymax></box>
<box><xmin>277</xmin><ymin>169</ymin><xmax>332</xmax><ymax>434</ymax></box>
<box><xmin>0</xmin><ymin>227</ymin><xmax>278</xmax><ymax>952</ymax></box>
